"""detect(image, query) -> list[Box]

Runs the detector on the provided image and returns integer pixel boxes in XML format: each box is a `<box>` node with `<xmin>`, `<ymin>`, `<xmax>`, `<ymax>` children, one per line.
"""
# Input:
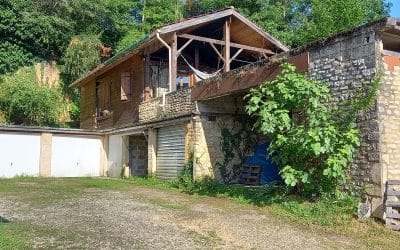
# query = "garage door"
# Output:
<box><xmin>0</xmin><ymin>134</ymin><xmax>41</xmax><ymax>178</ymax></box>
<box><xmin>156</xmin><ymin>125</ymin><xmax>185</xmax><ymax>180</ymax></box>
<box><xmin>51</xmin><ymin>136</ymin><xmax>101</xmax><ymax>177</ymax></box>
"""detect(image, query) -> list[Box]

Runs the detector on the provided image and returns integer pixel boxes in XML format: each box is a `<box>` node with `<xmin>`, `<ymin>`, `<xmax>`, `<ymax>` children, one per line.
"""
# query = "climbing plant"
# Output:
<box><xmin>216</xmin><ymin>115</ymin><xmax>257</xmax><ymax>184</ymax></box>
<box><xmin>245</xmin><ymin>63</ymin><xmax>380</xmax><ymax>196</ymax></box>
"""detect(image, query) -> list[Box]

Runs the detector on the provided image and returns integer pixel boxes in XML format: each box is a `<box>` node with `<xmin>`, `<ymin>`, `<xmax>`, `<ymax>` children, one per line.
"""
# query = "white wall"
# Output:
<box><xmin>0</xmin><ymin>131</ymin><xmax>104</xmax><ymax>178</ymax></box>
<box><xmin>51</xmin><ymin>136</ymin><xmax>101</xmax><ymax>177</ymax></box>
<box><xmin>0</xmin><ymin>134</ymin><xmax>41</xmax><ymax>178</ymax></box>
<box><xmin>108</xmin><ymin>135</ymin><xmax>123</xmax><ymax>177</ymax></box>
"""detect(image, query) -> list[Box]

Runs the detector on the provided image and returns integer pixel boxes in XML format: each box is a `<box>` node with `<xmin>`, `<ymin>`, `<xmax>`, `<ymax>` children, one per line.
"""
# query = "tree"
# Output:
<box><xmin>0</xmin><ymin>67</ymin><xmax>64</xmax><ymax>126</ymax></box>
<box><xmin>292</xmin><ymin>0</ymin><xmax>391</xmax><ymax>46</ymax></box>
<box><xmin>116</xmin><ymin>0</ymin><xmax>184</xmax><ymax>52</ymax></box>
<box><xmin>0</xmin><ymin>0</ymin><xmax>138</xmax><ymax>75</ymax></box>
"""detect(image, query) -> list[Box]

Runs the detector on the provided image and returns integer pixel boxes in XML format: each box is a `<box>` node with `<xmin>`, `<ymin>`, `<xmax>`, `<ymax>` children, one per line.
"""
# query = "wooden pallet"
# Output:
<box><xmin>385</xmin><ymin>180</ymin><xmax>400</xmax><ymax>230</ymax></box>
<box><xmin>239</xmin><ymin>164</ymin><xmax>261</xmax><ymax>186</ymax></box>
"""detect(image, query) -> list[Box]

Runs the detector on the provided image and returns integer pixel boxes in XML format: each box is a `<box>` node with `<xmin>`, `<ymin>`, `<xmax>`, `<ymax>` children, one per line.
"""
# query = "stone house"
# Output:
<box><xmin>71</xmin><ymin>8</ymin><xmax>400</xmax><ymax>217</ymax></box>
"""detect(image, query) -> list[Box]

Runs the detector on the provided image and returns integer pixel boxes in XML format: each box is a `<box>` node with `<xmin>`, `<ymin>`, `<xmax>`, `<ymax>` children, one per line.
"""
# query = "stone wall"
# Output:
<box><xmin>139</xmin><ymin>88</ymin><xmax>196</xmax><ymax>123</ymax></box>
<box><xmin>191</xmin><ymin>114</ymin><xmax>243</xmax><ymax>180</ymax></box>
<box><xmin>306</xmin><ymin>25</ymin><xmax>382</xmax><ymax>211</ymax></box>
<box><xmin>379</xmin><ymin>63</ymin><xmax>400</xmax><ymax>193</ymax></box>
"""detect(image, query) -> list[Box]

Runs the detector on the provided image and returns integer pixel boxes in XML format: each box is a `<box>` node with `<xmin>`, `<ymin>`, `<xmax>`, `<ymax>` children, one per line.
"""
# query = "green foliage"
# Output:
<box><xmin>184</xmin><ymin>0</ymin><xmax>390</xmax><ymax>47</ymax></box>
<box><xmin>0</xmin><ymin>67</ymin><xmax>64</xmax><ymax>126</ymax></box>
<box><xmin>129</xmin><ymin>176</ymin><xmax>359</xmax><ymax>226</ymax></box>
<box><xmin>116</xmin><ymin>0</ymin><xmax>183</xmax><ymax>51</ymax></box>
<box><xmin>61</xmin><ymin>35</ymin><xmax>101</xmax><ymax>85</ymax></box>
<box><xmin>176</xmin><ymin>152</ymin><xmax>195</xmax><ymax>192</ymax></box>
<box><xmin>293</xmin><ymin>0</ymin><xmax>391</xmax><ymax>47</ymax></box>
<box><xmin>0</xmin><ymin>0</ymin><xmax>137</xmax><ymax>75</ymax></box>
<box><xmin>216</xmin><ymin>117</ymin><xmax>256</xmax><ymax>184</ymax></box>
<box><xmin>246</xmin><ymin>63</ymin><xmax>366</xmax><ymax>196</ymax></box>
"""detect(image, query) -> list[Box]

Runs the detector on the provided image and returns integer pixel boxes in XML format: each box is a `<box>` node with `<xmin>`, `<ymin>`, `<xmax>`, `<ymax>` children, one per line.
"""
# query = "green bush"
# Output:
<box><xmin>0</xmin><ymin>67</ymin><xmax>64</xmax><ymax>126</ymax></box>
<box><xmin>246</xmin><ymin>63</ymin><xmax>362</xmax><ymax>196</ymax></box>
<box><xmin>176</xmin><ymin>153</ymin><xmax>195</xmax><ymax>192</ymax></box>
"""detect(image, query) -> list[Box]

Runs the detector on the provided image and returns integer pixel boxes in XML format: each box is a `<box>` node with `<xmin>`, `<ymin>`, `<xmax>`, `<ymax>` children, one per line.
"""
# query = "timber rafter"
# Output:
<box><xmin>177</xmin><ymin>33</ymin><xmax>275</xmax><ymax>55</ymax></box>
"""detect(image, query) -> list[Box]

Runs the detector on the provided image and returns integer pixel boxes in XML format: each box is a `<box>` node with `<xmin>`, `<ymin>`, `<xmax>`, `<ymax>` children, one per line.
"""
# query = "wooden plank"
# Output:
<box><xmin>224</xmin><ymin>18</ymin><xmax>231</xmax><ymax>72</ymax></box>
<box><xmin>209</xmin><ymin>42</ymin><xmax>225</xmax><ymax>61</ymax></box>
<box><xmin>388</xmin><ymin>180</ymin><xmax>400</xmax><ymax>185</ymax></box>
<box><xmin>158</xmin><ymin>9</ymin><xmax>234</xmax><ymax>34</ymax></box>
<box><xmin>230</xmin><ymin>48</ymin><xmax>243</xmax><ymax>63</ymax></box>
<box><xmin>177</xmin><ymin>38</ymin><xmax>193</xmax><ymax>56</ymax></box>
<box><xmin>178</xmin><ymin>33</ymin><xmax>275</xmax><ymax>55</ymax></box>
<box><xmin>230</xmin><ymin>10</ymin><xmax>289</xmax><ymax>52</ymax></box>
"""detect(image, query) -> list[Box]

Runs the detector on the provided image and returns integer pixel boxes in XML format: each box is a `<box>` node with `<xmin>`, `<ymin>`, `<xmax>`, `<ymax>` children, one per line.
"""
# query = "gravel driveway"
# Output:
<box><xmin>0</xmin><ymin>178</ymin><xmax>356</xmax><ymax>249</ymax></box>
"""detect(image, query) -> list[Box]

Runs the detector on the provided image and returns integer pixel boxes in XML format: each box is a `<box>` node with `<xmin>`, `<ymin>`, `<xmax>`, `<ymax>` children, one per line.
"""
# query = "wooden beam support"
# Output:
<box><xmin>177</xmin><ymin>33</ymin><xmax>275</xmax><ymax>55</ymax></box>
<box><xmin>194</xmin><ymin>46</ymin><xmax>199</xmax><ymax>68</ymax></box>
<box><xmin>171</xmin><ymin>32</ymin><xmax>177</xmax><ymax>91</ymax></box>
<box><xmin>177</xmin><ymin>38</ymin><xmax>193</xmax><ymax>56</ymax></box>
<box><xmin>224</xmin><ymin>19</ymin><xmax>231</xmax><ymax>72</ymax></box>
<box><xmin>208</xmin><ymin>42</ymin><xmax>225</xmax><ymax>61</ymax></box>
<box><xmin>230</xmin><ymin>48</ymin><xmax>243</xmax><ymax>63</ymax></box>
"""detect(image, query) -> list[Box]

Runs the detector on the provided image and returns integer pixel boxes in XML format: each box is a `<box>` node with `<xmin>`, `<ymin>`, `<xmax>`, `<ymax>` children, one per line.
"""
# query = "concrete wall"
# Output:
<box><xmin>0</xmin><ymin>128</ymin><xmax>105</xmax><ymax>178</ymax></box>
<box><xmin>108</xmin><ymin>135</ymin><xmax>129</xmax><ymax>177</ymax></box>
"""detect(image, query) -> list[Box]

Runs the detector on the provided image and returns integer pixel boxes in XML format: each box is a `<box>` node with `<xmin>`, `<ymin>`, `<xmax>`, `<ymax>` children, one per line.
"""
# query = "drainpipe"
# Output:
<box><xmin>156</xmin><ymin>31</ymin><xmax>172</xmax><ymax>106</ymax></box>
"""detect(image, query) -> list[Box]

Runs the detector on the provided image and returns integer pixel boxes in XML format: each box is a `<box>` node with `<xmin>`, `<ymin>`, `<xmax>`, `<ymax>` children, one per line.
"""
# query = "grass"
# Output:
<box><xmin>1</xmin><ymin>176</ymin><xmax>399</xmax><ymax>249</ymax></box>
<box><xmin>0</xmin><ymin>221</ymin><xmax>28</xmax><ymax>249</ymax></box>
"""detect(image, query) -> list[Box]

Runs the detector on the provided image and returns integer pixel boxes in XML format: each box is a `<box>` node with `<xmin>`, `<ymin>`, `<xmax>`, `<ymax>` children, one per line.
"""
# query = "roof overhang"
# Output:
<box><xmin>69</xmin><ymin>7</ymin><xmax>289</xmax><ymax>89</ymax></box>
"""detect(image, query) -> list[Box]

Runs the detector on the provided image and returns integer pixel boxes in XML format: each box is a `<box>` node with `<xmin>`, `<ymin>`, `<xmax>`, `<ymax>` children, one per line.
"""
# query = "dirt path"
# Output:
<box><xmin>0</xmin><ymin>180</ymin><xmax>357</xmax><ymax>249</ymax></box>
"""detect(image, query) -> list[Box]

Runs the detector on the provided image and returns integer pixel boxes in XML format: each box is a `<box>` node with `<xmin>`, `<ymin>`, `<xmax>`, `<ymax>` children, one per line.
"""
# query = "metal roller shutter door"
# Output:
<box><xmin>156</xmin><ymin>125</ymin><xmax>185</xmax><ymax>180</ymax></box>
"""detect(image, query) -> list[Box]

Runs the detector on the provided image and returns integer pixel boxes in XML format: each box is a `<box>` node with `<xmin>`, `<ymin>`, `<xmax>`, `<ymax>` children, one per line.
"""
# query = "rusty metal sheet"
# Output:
<box><xmin>288</xmin><ymin>52</ymin><xmax>309</xmax><ymax>73</ymax></box>
<box><xmin>191</xmin><ymin>52</ymin><xmax>310</xmax><ymax>101</ymax></box>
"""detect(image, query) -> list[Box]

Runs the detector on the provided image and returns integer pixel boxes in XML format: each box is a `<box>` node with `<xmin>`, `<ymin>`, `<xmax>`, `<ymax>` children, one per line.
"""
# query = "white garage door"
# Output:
<box><xmin>156</xmin><ymin>125</ymin><xmax>185</xmax><ymax>180</ymax></box>
<box><xmin>0</xmin><ymin>134</ymin><xmax>41</xmax><ymax>178</ymax></box>
<box><xmin>51</xmin><ymin>136</ymin><xmax>101</xmax><ymax>177</ymax></box>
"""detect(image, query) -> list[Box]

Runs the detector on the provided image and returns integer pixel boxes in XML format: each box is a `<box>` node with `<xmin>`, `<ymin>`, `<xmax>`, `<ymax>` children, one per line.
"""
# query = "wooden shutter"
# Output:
<box><xmin>121</xmin><ymin>72</ymin><xmax>132</xmax><ymax>101</ymax></box>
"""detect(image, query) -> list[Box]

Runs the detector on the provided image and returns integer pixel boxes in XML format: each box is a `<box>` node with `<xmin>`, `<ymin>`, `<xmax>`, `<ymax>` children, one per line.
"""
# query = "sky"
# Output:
<box><xmin>389</xmin><ymin>0</ymin><xmax>400</xmax><ymax>18</ymax></box>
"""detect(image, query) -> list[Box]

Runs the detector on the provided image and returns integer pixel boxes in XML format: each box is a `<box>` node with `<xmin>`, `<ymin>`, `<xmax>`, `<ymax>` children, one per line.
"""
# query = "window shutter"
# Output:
<box><xmin>121</xmin><ymin>72</ymin><xmax>132</xmax><ymax>101</ymax></box>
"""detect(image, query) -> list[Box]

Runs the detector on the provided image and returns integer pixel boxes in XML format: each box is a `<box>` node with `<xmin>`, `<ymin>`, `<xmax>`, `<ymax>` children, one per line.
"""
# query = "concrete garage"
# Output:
<box><xmin>0</xmin><ymin>126</ymin><xmax>106</xmax><ymax>178</ymax></box>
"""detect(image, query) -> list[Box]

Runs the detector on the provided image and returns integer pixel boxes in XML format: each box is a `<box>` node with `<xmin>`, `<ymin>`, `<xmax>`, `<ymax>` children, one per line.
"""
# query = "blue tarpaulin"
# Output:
<box><xmin>244</xmin><ymin>143</ymin><xmax>281</xmax><ymax>185</ymax></box>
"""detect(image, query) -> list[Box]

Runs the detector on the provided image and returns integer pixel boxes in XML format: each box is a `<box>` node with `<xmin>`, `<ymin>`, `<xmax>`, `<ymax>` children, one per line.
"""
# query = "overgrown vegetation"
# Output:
<box><xmin>215</xmin><ymin>116</ymin><xmax>257</xmax><ymax>183</ymax></box>
<box><xmin>176</xmin><ymin>152</ymin><xmax>195</xmax><ymax>192</ymax></box>
<box><xmin>0</xmin><ymin>67</ymin><xmax>65</xmax><ymax>126</ymax></box>
<box><xmin>245</xmin><ymin>63</ymin><xmax>380</xmax><ymax>196</ymax></box>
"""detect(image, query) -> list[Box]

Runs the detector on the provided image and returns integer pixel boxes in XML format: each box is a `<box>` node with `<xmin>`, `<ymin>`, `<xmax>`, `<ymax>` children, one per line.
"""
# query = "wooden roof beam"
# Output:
<box><xmin>177</xmin><ymin>33</ymin><xmax>275</xmax><ymax>55</ymax></box>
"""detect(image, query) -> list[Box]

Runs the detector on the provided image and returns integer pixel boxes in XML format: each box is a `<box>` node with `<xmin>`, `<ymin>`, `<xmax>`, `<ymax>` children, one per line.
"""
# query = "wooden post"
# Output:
<box><xmin>195</xmin><ymin>46</ymin><xmax>199</xmax><ymax>69</ymax></box>
<box><xmin>171</xmin><ymin>32</ymin><xmax>178</xmax><ymax>91</ymax></box>
<box><xmin>143</xmin><ymin>55</ymin><xmax>152</xmax><ymax>100</ymax></box>
<box><xmin>223</xmin><ymin>18</ymin><xmax>231</xmax><ymax>72</ymax></box>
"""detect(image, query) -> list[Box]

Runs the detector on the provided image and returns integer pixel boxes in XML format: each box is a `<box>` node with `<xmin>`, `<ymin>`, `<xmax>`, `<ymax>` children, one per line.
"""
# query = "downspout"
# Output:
<box><xmin>156</xmin><ymin>31</ymin><xmax>172</xmax><ymax>106</ymax></box>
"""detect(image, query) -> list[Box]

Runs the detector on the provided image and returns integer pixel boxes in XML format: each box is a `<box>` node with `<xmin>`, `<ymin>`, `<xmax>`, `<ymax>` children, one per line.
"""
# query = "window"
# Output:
<box><xmin>176</xmin><ymin>73</ymin><xmax>194</xmax><ymax>90</ymax></box>
<box><xmin>121</xmin><ymin>72</ymin><xmax>132</xmax><ymax>101</ymax></box>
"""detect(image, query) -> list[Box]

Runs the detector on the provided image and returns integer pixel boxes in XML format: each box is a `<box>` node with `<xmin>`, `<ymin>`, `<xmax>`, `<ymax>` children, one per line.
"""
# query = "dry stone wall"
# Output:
<box><xmin>306</xmin><ymin>25</ymin><xmax>382</xmax><ymax>204</ymax></box>
<box><xmin>139</xmin><ymin>88</ymin><xmax>196</xmax><ymax>123</ymax></box>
